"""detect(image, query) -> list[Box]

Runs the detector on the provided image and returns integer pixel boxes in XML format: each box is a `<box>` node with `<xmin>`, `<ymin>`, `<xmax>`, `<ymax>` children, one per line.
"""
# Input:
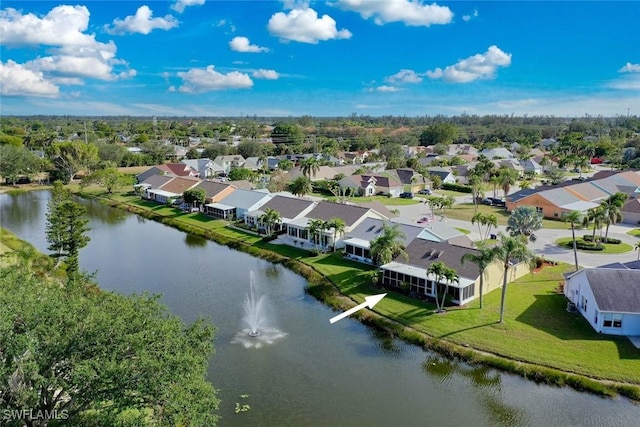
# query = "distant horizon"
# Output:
<box><xmin>1</xmin><ymin>1</ymin><xmax>639</xmax><ymax>117</ymax></box>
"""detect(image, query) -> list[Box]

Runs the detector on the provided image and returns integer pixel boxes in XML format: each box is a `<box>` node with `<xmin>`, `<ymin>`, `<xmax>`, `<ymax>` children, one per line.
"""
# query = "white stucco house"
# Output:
<box><xmin>564</xmin><ymin>268</ymin><xmax>640</xmax><ymax>337</ymax></box>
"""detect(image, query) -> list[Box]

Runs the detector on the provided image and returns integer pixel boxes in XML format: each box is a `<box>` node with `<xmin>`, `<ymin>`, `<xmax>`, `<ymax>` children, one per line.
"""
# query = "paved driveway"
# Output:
<box><xmin>393</xmin><ymin>199</ymin><xmax>640</xmax><ymax>268</ymax></box>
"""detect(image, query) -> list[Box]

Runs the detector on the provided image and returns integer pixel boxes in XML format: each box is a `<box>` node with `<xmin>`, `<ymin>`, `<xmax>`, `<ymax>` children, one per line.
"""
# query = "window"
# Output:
<box><xmin>535</xmin><ymin>207</ymin><xmax>543</xmax><ymax>214</ymax></box>
<box><xmin>581</xmin><ymin>296</ymin><xmax>587</xmax><ymax>312</ymax></box>
<box><xmin>461</xmin><ymin>284</ymin><xmax>475</xmax><ymax>301</ymax></box>
<box><xmin>603</xmin><ymin>313</ymin><xmax>623</xmax><ymax>328</ymax></box>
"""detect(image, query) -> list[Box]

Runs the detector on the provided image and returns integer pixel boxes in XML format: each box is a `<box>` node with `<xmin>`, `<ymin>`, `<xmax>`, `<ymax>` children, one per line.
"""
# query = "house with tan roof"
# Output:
<box><xmin>143</xmin><ymin>176</ymin><xmax>200</xmax><ymax>204</ymax></box>
<box><xmin>157</xmin><ymin>163</ymin><xmax>200</xmax><ymax>177</ymax></box>
<box><xmin>193</xmin><ymin>180</ymin><xmax>236</xmax><ymax>204</ymax></box>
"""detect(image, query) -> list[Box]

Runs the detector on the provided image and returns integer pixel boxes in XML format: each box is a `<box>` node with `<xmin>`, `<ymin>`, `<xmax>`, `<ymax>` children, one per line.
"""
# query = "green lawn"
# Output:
<box><xmin>555</xmin><ymin>237</ymin><xmax>634</xmax><ymax>254</ymax></box>
<box><xmin>445</xmin><ymin>203</ymin><xmax>569</xmax><ymax>230</ymax></box>
<box><xmin>313</xmin><ymin>259</ymin><xmax>639</xmax><ymax>384</ymax></box>
<box><xmin>626</xmin><ymin>229</ymin><xmax>640</xmax><ymax>237</ymax></box>
<box><xmin>433</xmin><ymin>189</ymin><xmax>472</xmax><ymax>197</ymax></box>
<box><xmin>355</xmin><ymin>195</ymin><xmax>420</xmax><ymax>205</ymax></box>
<box><xmin>454</xmin><ymin>227</ymin><xmax>471</xmax><ymax>235</ymax></box>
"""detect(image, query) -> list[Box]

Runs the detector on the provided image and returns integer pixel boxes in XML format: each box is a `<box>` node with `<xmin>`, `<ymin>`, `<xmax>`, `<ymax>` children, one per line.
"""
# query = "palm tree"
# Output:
<box><xmin>563</xmin><ymin>210</ymin><xmax>582</xmax><ymax>271</ymax></box>
<box><xmin>471</xmin><ymin>212</ymin><xmax>498</xmax><ymax>242</ymax></box>
<box><xmin>327</xmin><ymin>217</ymin><xmax>346</xmax><ymax>252</ymax></box>
<box><xmin>260</xmin><ymin>208</ymin><xmax>281</xmax><ymax>236</ymax></box>
<box><xmin>461</xmin><ymin>242</ymin><xmax>499</xmax><ymax>309</ymax></box>
<box><xmin>440</xmin><ymin>267</ymin><xmax>459</xmax><ymax>311</ymax></box>
<box><xmin>600</xmin><ymin>200</ymin><xmax>623</xmax><ymax>240</ymax></box>
<box><xmin>489</xmin><ymin>175</ymin><xmax>500</xmax><ymax>199</ymax></box>
<box><xmin>493</xmin><ymin>234</ymin><xmax>532</xmax><ymax>323</ymax></box>
<box><xmin>300</xmin><ymin>157</ymin><xmax>320</xmax><ymax>179</ymax></box>
<box><xmin>468</xmin><ymin>174</ymin><xmax>483</xmax><ymax>211</ymax></box>
<box><xmin>427</xmin><ymin>262</ymin><xmax>446</xmax><ymax>313</ymax></box>
<box><xmin>307</xmin><ymin>219</ymin><xmax>327</xmax><ymax>251</ymax></box>
<box><xmin>289</xmin><ymin>176</ymin><xmax>313</xmax><ymax>197</ymax></box>
<box><xmin>498</xmin><ymin>168</ymin><xmax>518</xmax><ymax>199</ymax></box>
<box><xmin>583</xmin><ymin>206</ymin><xmax>606</xmax><ymax>242</ymax></box>
<box><xmin>369</xmin><ymin>223</ymin><xmax>407</xmax><ymax>265</ymax></box>
<box><xmin>506</xmin><ymin>206</ymin><xmax>543</xmax><ymax>242</ymax></box>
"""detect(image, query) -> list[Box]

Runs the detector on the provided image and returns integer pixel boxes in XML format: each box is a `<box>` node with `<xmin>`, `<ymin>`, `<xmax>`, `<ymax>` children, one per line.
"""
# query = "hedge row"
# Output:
<box><xmin>575</xmin><ymin>241</ymin><xmax>604</xmax><ymax>251</ymax></box>
<box><xmin>441</xmin><ymin>183</ymin><xmax>473</xmax><ymax>193</ymax></box>
<box><xmin>582</xmin><ymin>235</ymin><xmax>621</xmax><ymax>244</ymax></box>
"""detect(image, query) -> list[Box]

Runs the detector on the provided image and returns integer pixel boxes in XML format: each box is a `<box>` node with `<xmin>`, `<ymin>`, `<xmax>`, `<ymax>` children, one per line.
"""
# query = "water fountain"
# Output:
<box><xmin>231</xmin><ymin>271</ymin><xmax>287</xmax><ymax>349</ymax></box>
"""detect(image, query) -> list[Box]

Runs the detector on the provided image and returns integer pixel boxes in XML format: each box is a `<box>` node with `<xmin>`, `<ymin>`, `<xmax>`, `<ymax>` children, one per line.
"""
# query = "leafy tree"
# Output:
<box><xmin>471</xmin><ymin>212</ymin><xmax>498</xmax><ymax>242</ymax></box>
<box><xmin>419</xmin><ymin>123</ymin><xmax>457</xmax><ymax>146</ymax></box>
<box><xmin>563</xmin><ymin>210</ymin><xmax>583</xmax><ymax>271</ymax></box>
<box><xmin>300</xmin><ymin>157</ymin><xmax>320</xmax><ymax>179</ymax></box>
<box><xmin>186</xmin><ymin>147</ymin><xmax>201</xmax><ymax>159</ymax></box>
<box><xmin>0</xmin><ymin>133</ymin><xmax>24</xmax><ymax>146</ymax></box>
<box><xmin>0</xmin><ymin>265</ymin><xmax>218</xmax><ymax>426</ymax></box>
<box><xmin>545</xmin><ymin>166</ymin><xmax>567</xmax><ymax>185</ymax></box>
<box><xmin>430</xmin><ymin>174</ymin><xmax>442</xmax><ymax>190</ymax></box>
<box><xmin>0</xmin><ymin>145</ymin><xmax>40</xmax><ymax>184</ymax></box>
<box><xmin>271</xmin><ymin>122</ymin><xmax>305</xmax><ymax>145</ymax></box>
<box><xmin>228</xmin><ymin>168</ymin><xmax>255</xmax><ymax>181</ymax></box>
<box><xmin>289</xmin><ymin>176</ymin><xmax>313</xmax><ymax>197</ymax></box>
<box><xmin>493</xmin><ymin>234</ymin><xmax>532</xmax><ymax>323</ymax></box>
<box><xmin>45</xmin><ymin>196</ymin><xmax>90</xmax><ymax>276</ymax></box>
<box><xmin>202</xmin><ymin>143</ymin><xmax>229</xmax><ymax>159</ymax></box>
<box><xmin>506</xmin><ymin>206</ymin><xmax>543</xmax><ymax>242</ymax></box>
<box><xmin>327</xmin><ymin>217</ymin><xmax>346</xmax><ymax>252</ymax></box>
<box><xmin>183</xmin><ymin>187</ymin><xmax>207</xmax><ymax>209</ymax></box>
<box><xmin>369</xmin><ymin>223</ymin><xmax>407</xmax><ymax>265</ymax></box>
<box><xmin>461</xmin><ymin>242</ymin><xmax>499</xmax><ymax>309</ymax></box>
<box><xmin>237</xmin><ymin>140</ymin><xmax>265</xmax><ymax>158</ymax></box>
<box><xmin>87</xmin><ymin>167</ymin><xmax>133</xmax><ymax>193</ymax></box>
<box><xmin>277</xmin><ymin>159</ymin><xmax>294</xmax><ymax>171</ymax></box>
<box><xmin>49</xmin><ymin>141</ymin><xmax>99</xmax><ymax>183</ymax></box>
<box><xmin>96</xmin><ymin>142</ymin><xmax>128</xmax><ymax>166</ymax></box>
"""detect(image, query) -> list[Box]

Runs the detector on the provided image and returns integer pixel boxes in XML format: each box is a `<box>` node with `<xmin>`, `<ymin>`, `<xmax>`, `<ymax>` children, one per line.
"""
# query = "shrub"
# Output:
<box><xmin>582</xmin><ymin>235</ymin><xmax>621</xmax><ymax>244</ymax></box>
<box><xmin>575</xmin><ymin>241</ymin><xmax>604</xmax><ymax>251</ymax></box>
<box><xmin>534</xmin><ymin>257</ymin><xmax>545</xmax><ymax>268</ymax></box>
<box><xmin>441</xmin><ymin>183</ymin><xmax>473</xmax><ymax>193</ymax></box>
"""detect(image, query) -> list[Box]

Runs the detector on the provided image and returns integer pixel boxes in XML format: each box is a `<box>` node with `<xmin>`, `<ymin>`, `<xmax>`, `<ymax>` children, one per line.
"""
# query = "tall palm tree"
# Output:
<box><xmin>260</xmin><ymin>208</ymin><xmax>281</xmax><ymax>237</ymax></box>
<box><xmin>307</xmin><ymin>219</ymin><xmax>327</xmax><ymax>251</ymax></box>
<box><xmin>600</xmin><ymin>200</ymin><xmax>623</xmax><ymax>240</ymax></box>
<box><xmin>489</xmin><ymin>175</ymin><xmax>500</xmax><ymax>199</ymax></box>
<box><xmin>461</xmin><ymin>242</ymin><xmax>499</xmax><ymax>309</ymax></box>
<box><xmin>563</xmin><ymin>210</ymin><xmax>582</xmax><ymax>271</ymax></box>
<box><xmin>369</xmin><ymin>223</ymin><xmax>407</xmax><ymax>265</ymax></box>
<box><xmin>427</xmin><ymin>261</ymin><xmax>447</xmax><ymax>313</ymax></box>
<box><xmin>471</xmin><ymin>212</ymin><xmax>498</xmax><ymax>242</ymax></box>
<box><xmin>468</xmin><ymin>174</ymin><xmax>483</xmax><ymax>211</ymax></box>
<box><xmin>506</xmin><ymin>206</ymin><xmax>543</xmax><ymax>242</ymax></box>
<box><xmin>289</xmin><ymin>176</ymin><xmax>313</xmax><ymax>197</ymax></box>
<box><xmin>498</xmin><ymin>168</ymin><xmax>518</xmax><ymax>199</ymax></box>
<box><xmin>493</xmin><ymin>234</ymin><xmax>532</xmax><ymax>323</ymax></box>
<box><xmin>327</xmin><ymin>217</ymin><xmax>346</xmax><ymax>252</ymax></box>
<box><xmin>300</xmin><ymin>157</ymin><xmax>320</xmax><ymax>179</ymax></box>
<box><xmin>440</xmin><ymin>267</ymin><xmax>459</xmax><ymax>311</ymax></box>
<box><xmin>583</xmin><ymin>206</ymin><xmax>606</xmax><ymax>242</ymax></box>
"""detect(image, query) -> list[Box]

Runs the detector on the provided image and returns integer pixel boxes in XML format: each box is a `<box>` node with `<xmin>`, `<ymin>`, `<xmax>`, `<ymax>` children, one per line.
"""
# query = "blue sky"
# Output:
<box><xmin>1</xmin><ymin>1</ymin><xmax>638</xmax><ymax>117</ymax></box>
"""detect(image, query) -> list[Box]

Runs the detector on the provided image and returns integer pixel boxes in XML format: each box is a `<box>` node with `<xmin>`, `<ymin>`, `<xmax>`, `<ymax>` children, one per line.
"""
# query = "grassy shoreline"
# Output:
<box><xmin>14</xmin><ymin>187</ymin><xmax>640</xmax><ymax>401</ymax></box>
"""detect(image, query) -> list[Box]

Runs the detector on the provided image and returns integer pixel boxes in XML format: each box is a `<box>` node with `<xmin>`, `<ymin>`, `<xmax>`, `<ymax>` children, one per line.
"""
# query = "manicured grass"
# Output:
<box><xmin>555</xmin><ymin>237</ymin><xmax>633</xmax><ymax>254</ymax></box>
<box><xmin>327</xmin><ymin>262</ymin><xmax>640</xmax><ymax>384</ymax></box>
<box><xmin>454</xmin><ymin>227</ymin><xmax>471</xmax><ymax>235</ymax></box>
<box><xmin>433</xmin><ymin>189</ymin><xmax>471</xmax><ymax>197</ymax></box>
<box><xmin>626</xmin><ymin>229</ymin><xmax>640</xmax><ymax>237</ymax></box>
<box><xmin>445</xmin><ymin>203</ymin><xmax>570</xmax><ymax>230</ymax></box>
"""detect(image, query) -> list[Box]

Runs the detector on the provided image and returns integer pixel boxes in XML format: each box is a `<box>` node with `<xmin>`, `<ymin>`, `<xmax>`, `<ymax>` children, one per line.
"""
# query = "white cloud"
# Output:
<box><xmin>105</xmin><ymin>6</ymin><xmax>178</xmax><ymax>35</ymax></box>
<box><xmin>619</xmin><ymin>62</ymin><xmax>640</xmax><ymax>73</ymax></box>
<box><xmin>374</xmin><ymin>85</ymin><xmax>400</xmax><ymax>92</ymax></box>
<box><xmin>268</xmin><ymin>7</ymin><xmax>352</xmax><ymax>43</ymax></box>
<box><xmin>229</xmin><ymin>36</ymin><xmax>269</xmax><ymax>53</ymax></box>
<box><xmin>334</xmin><ymin>0</ymin><xmax>453</xmax><ymax>27</ymax></box>
<box><xmin>172</xmin><ymin>0</ymin><xmax>205</xmax><ymax>14</ymax></box>
<box><xmin>462</xmin><ymin>9</ymin><xmax>478</xmax><ymax>22</ymax></box>
<box><xmin>253</xmin><ymin>69</ymin><xmax>279</xmax><ymax>80</ymax></box>
<box><xmin>0</xmin><ymin>60</ymin><xmax>59</xmax><ymax>97</ymax></box>
<box><xmin>386</xmin><ymin>69</ymin><xmax>422</xmax><ymax>84</ymax></box>
<box><xmin>176</xmin><ymin>66</ymin><xmax>253</xmax><ymax>92</ymax></box>
<box><xmin>426</xmin><ymin>45</ymin><xmax>512</xmax><ymax>83</ymax></box>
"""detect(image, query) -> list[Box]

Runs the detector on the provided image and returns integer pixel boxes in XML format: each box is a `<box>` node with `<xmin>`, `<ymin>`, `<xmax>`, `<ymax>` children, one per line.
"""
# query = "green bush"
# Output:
<box><xmin>575</xmin><ymin>241</ymin><xmax>604</xmax><ymax>251</ymax></box>
<box><xmin>582</xmin><ymin>235</ymin><xmax>621</xmax><ymax>244</ymax></box>
<box><xmin>441</xmin><ymin>183</ymin><xmax>473</xmax><ymax>193</ymax></box>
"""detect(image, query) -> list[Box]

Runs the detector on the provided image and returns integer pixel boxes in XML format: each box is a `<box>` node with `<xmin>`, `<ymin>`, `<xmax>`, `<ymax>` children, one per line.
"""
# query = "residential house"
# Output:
<box><xmin>479</xmin><ymin>147</ymin><xmax>515</xmax><ymax>160</ymax></box>
<box><xmin>427</xmin><ymin>167</ymin><xmax>456</xmax><ymax>185</ymax></box>
<box><xmin>213</xmin><ymin>155</ymin><xmax>246</xmax><ymax>173</ymax></box>
<box><xmin>136</xmin><ymin>166</ymin><xmax>168</xmax><ymax>183</ymax></box>
<box><xmin>621</xmin><ymin>196</ymin><xmax>640</xmax><ymax>225</ymax></box>
<box><xmin>181</xmin><ymin>158</ymin><xmax>224</xmax><ymax>178</ymax></box>
<box><xmin>244</xmin><ymin>195</ymin><xmax>316</xmax><ymax>231</ymax></box>
<box><xmin>342</xmin><ymin>218</ymin><xmax>423</xmax><ymax>264</ymax></box>
<box><xmin>280</xmin><ymin>201</ymin><xmax>389</xmax><ymax>251</ymax></box>
<box><xmin>136</xmin><ymin>173</ymin><xmax>174</xmax><ymax>196</ymax></box>
<box><xmin>493</xmin><ymin>159</ymin><xmax>524</xmax><ymax>176</ymax></box>
<box><xmin>379</xmin><ymin>239</ymin><xmax>530</xmax><ymax>306</ymax></box>
<box><xmin>519</xmin><ymin>159</ymin><xmax>543</xmax><ymax>175</ymax></box>
<box><xmin>193</xmin><ymin>180</ymin><xmax>236</xmax><ymax>204</ymax></box>
<box><xmin>245</xmin><ymin>156</ymin><xmax>281</xmax><ymax>171</ymax></box>
<box><xmin>157</xmin><ymin>163</ymin><xmax>200</xmax><ymax>178</ymax></box>
<box><xmin>564</xmin><ymin>268</ymin><xmax>640</xmax><ymax>337</ymax></box>
<box><xmin>415</xmin><ymin>221</ymin><xmax>474</xmax><ymax>248</ymax></box>
<box><xmin>203</xmin><ymin>189</ymin><xmax>271</xmax><ymax>220</ymax></box>
<box><xmin>145</xmin><ymin>176</ymin><xmax>200</xmax><ymax>204</ymax></box>
<box><xmin>338</xmin><ymin>174</ymin><xmax>404</xmax><ymax>197</ymax></box>
<box><xmin>386</xmin><ymin>168</ymin><xmax>430</xmax><ymax>192</ymax></box>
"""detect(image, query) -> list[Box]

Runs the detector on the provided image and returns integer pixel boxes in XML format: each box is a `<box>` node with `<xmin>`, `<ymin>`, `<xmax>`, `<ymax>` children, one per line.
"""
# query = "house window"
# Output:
<box><xmin>602</xmin><ymin>313</ymin><xmax>622</xmax><ymax>328</ymax></box>
<box><xmin>535</xmin><ymin>207</ymin><xmax>543</xmax><ymax>214</ymax></box>
<box><xmin>461</xmin><ymin>284</ymin><xmax>475</xmax><ymax>300</ymax></box>
<box><xmin>594</xmin><ymin>312</ymin><xmax>598</xmax><ymax>325</ymax></box>
<box><xmin>580</xmin><ymin>296</ymin><xmax>587</xmax><ymax>312</ymax></box>
<box><xmin>613</xmin><ymin>314</ymin><xmax>623</xmax><ymax>328</ymax></box>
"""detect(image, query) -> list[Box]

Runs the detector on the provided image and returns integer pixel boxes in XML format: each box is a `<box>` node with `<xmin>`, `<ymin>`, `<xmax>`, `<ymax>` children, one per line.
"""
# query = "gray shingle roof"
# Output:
<box><xmin>347</xmin><ymin>218</ymin><xmax>423</xmax><ymax>246</ymax></box>
<box><xmin>307</xmin><ymin>201</ymin><xmax>376</xmax><ymax>227</ymax></box>
<box><xmin>140</xmin><ymin>174</ymin><xmax>173</xmax><ymax>188</ymax></box>
<box><xmin>398</xmin><ymin>239</ymin><xmax>482</xmax><ymax>281</ymax></box>
<box><xmin>217</xmin><ymin>189</ymin><xmax>271</xmax><ymax>210</ymax></box>
<box><xmin>585</xmin><ymin>269</ymin><xmax>640</xmax><ymax>312</ymax></box>
<box><xmin>194</xmin><ymin>180</ymin><xmax>234</xmax><ymax>199</ymax></box>
<box><xmin>258</xmin><ymin>195</ymin><xmax>315</xmax><ymax>220</ymax></box>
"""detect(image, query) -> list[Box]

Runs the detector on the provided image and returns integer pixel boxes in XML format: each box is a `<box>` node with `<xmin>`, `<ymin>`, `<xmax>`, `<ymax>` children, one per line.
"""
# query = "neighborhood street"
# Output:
<box><xmin>395</xmin><ymin>198</ymin><xmax>640</xmax><ymax>269</ymax></box>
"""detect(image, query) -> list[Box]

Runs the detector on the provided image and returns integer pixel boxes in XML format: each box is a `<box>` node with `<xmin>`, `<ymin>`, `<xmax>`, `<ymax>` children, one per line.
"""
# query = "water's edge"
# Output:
<box><xmin>40</xmin><ymin>190</ymin><xmax>640</xmax><ymax>401</ymax></box>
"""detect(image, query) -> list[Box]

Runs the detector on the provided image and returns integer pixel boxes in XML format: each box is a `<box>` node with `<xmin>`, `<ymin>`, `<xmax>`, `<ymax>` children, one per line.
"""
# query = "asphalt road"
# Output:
<box><xmin>394</xmin><ymin>198</ymin><xmax>640</xmax><ymax>269</ymax></box>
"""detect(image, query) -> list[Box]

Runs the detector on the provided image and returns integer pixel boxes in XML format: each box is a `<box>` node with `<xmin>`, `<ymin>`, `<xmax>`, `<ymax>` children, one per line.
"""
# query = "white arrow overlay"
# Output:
<box><xmin>329</xmin><ymin>293</ymin><xmax>387</xmax><ymax>324</ymax></box>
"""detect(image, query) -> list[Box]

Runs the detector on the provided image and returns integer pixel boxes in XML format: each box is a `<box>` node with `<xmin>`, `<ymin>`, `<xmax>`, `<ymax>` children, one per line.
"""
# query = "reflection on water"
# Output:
<box><xmin>185</xmin><ymin>233</ymin><xmax>207</xmax><ymax>247</ymax></box>
<box><xmin>78</xmin><ymin>197</ymin><xmax>128</xmax><ymax>225</ymax></box>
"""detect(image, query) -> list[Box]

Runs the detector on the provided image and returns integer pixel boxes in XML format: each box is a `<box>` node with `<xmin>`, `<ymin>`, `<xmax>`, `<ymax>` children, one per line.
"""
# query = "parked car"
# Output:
<box><xmin>490</xmin><ymin>197</ymin><xmax>506</xmax><ymax>207</ymax></box>
<box><xmin>482</xmin><ymin>198</ymin><xmax>493</xmax><ymax>205</ymax></box>
<box><xmin>399</xmin><ymin>192</ymin><xmax>414</xmax><ymax>199</ymax></box>
<box><xmin>418</xmin><ymin>189</ymin><xmax>432</xmax><ymax>195</ymax></box>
